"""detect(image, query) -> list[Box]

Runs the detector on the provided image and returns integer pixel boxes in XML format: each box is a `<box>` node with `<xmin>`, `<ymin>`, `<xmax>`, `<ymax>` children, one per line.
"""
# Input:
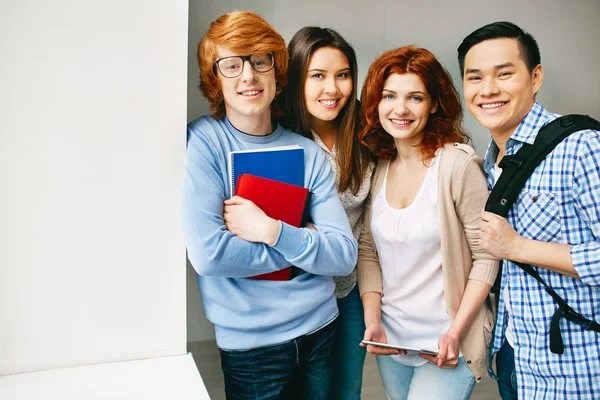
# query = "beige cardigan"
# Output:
<box><xmin>357</xmin><ymin>143</ymin><xmax>499</xmax><ymax>381</ymax></box>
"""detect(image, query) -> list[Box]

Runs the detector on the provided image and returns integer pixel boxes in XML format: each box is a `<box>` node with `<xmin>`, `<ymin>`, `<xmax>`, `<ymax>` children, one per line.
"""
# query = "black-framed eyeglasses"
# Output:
<box><xmin>214</xmin><ymin>53</ymin><xmax>274</xmax><ymax>78</ymax></box>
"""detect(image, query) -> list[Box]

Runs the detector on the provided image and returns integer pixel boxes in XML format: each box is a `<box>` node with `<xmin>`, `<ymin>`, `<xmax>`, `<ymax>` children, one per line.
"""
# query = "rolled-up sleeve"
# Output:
<box><xmin>571</xmin><ymin>134</ymin><xmax>600</xmax><ymax>286</ymax></box>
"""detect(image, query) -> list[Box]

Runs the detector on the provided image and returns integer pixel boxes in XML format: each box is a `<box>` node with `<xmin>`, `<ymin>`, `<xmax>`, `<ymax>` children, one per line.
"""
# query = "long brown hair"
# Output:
<box><xmin>281</xmin><ymin>27</ymin><xmax>371</xmax><ymax>194</ymax></box>
<box><xmin>359</xmin><ymin>46</ymin><xmax>469</xmax><ymax>160</ymax></box>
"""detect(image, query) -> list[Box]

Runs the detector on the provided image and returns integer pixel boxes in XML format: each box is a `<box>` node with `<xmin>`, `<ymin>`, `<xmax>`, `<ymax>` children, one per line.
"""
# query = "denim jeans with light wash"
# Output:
<box><xmin>496</xmin><ymin>340</ymin><xmax>518</xmax><ymax>400</ymax></box>
<box><xmin>376</xmin><ymin>354</ymin><xmax>476</xmax><ymax>400</ymax></box>
<box><xmin>219</xmin><ymin>317</ymin><xmax>338</xmax><ymax>400</ymax></box>
<box><xmin>331</xmin><ymin>285</ymin><xmax>367</xmax><ymax>400</ymax></box>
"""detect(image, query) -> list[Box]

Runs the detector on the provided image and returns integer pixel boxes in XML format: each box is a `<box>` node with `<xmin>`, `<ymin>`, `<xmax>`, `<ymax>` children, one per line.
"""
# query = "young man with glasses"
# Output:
<box><xmin>182</xmin><ymin>11</ymin><xmax>357</xmax><ymax>400</ymax></box>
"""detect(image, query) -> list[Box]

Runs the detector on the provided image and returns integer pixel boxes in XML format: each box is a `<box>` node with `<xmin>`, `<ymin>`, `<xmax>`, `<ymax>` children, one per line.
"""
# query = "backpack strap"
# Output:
<box><xmin>514</xmin><ymin>260</ymin><xmax>600</xmax><ymax>353</ymax></box>
<box><xmin>486</xmin><ymin>114</ymin><xmax>600</xmax><ymax>354</ymax></box>
<box><xmin>486</xmin><ymin>115</ymin><xmax>600</xmax><ymax>217</ymax></box>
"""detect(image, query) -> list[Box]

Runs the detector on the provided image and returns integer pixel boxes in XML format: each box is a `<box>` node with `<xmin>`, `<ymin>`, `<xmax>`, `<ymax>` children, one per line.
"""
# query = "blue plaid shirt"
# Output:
<box><xmin>485</xmin><ymin>102</ymin><xmax>600</xmax><ymax>399</ymax></box>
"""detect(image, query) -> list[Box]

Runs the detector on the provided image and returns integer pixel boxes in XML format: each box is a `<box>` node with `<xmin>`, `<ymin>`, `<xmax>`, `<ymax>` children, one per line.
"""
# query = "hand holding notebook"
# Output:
<box><xmin>224</xmin><ymin>174</ymin><xmax>312</xmax><ymax>280</ymax></box>
<box><xmin>223</xmin><ymin>195</ymin><xmax>282</xmax><ymax>245</ymax></box>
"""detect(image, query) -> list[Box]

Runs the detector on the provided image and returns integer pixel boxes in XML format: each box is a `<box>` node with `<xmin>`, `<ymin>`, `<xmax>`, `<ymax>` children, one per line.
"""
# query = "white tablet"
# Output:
<box><xmin>361</xmin><ymin>340</ymin><xmax>438</xmax><ymax>356</ymax></box>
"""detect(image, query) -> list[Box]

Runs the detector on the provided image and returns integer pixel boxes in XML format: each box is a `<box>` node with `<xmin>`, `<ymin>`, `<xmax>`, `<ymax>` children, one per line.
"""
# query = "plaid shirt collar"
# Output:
<box><xmin>483</xmin><ymin>102</ymin><xmax>554</xmax><ymax>185</ymax></box>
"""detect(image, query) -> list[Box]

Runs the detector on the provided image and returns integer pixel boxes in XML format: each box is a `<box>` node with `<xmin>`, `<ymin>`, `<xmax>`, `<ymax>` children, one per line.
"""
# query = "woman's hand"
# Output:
<box><xmin>223</xmin><ymin>196</ymin><xmax>280</xmax><ymax>245</ymax></box>
<box><xmin>419</xmin><ymin>331</ymin><xmax>459</xmax><ymax>368</ymax></box>
<box><xmin>361</xmin><ymin>322</ymin><xmax>405</xmax><ymax>356</ymax></box>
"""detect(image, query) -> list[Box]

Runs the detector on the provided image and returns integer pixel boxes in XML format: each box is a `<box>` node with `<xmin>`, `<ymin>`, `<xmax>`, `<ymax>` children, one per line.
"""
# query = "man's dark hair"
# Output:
<box><xmin>457</xmin><ymin>21</ymin><xmax>541</xmax><ymax>77</ymax></box>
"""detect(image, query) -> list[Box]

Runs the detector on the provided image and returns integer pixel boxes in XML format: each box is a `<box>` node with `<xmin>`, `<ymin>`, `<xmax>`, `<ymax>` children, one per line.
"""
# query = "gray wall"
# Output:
<box><xmin>187</xmin><ymin>0</ymin><xmax>600</xmax><ymax>342</ymax></box>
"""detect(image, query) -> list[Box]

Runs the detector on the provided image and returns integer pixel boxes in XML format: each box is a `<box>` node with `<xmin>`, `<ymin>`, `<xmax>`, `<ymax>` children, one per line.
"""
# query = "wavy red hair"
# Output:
<box><xmin>359</xmin><ymin>46</ymin><xmax>469</xmax><ymax>160</ymax></box>
<box><xmin>197</xmin><ymin>11</ymin><xmax>288</xmax><ymax>119</ymax></box>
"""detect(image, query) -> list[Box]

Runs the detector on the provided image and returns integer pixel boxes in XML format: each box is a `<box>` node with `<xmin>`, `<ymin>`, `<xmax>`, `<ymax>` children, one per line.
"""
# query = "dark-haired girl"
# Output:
<box><xmin>281</xmin><ymin>27</ymin><xmax>374</xmax><ymax>400</ymax></box>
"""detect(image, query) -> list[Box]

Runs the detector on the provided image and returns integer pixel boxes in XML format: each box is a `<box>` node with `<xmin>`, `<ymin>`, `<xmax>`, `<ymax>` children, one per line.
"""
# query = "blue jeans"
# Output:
<box><xmin>496</xmin><ymin>340</ymin><xmax>517</xmax><ymax>400</ymax></box>
<box><xmin>376</xmin><ymin>355</ymin><xmax>475</xmax><ymax>400</ymax></box>
<box><xmin>219</xmin><ymin>317</ymin><xmax>338</xmax><ymax>400</ymax></box>
<box><xmin>331</xmin><ymin>285</ymin><xmax>367</xmax><ymax>400</ymax></box>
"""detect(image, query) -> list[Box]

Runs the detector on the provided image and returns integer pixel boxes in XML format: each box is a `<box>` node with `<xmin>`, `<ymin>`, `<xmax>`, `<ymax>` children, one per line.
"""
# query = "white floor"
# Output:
<box><xmin>0</xmin><ymin>353</ymin><xmax>210</xmax><ymax>400</ymax></box>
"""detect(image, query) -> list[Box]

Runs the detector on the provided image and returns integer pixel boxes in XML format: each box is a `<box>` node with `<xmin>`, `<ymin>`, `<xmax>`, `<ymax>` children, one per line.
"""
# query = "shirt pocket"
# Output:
<box><xmin>514</xmin><ymin>191</ymin><xmax>562</xmax><ymax>242</ymax></box>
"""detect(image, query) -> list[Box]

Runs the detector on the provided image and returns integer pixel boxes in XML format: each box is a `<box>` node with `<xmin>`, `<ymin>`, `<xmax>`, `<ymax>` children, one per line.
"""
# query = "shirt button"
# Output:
<box><xmin>532</xmin><ymin>195</ymin><xmax>539</xmax><ymax>202</ymax></box>
<box><xmin>477</xmin><ymin>377</ymin><xmax>482</xmax><ymax>381</ymax></box>
<box><xmin>467</xmin><ymin>360</ymin><xmax>472</xmax><ymax>364</ymax></box>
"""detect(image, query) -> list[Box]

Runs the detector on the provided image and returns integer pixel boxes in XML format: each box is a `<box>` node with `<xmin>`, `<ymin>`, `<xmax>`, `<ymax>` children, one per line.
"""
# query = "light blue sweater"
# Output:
<box><xmin>183</xmin><ymin>116</ymin><xmax>357</xmax><ymax>350</ymax></box>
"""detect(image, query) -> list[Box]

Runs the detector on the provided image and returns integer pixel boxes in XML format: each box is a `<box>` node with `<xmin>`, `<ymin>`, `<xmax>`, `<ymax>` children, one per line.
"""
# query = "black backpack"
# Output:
<box><xmin>485</xmin><ymin>114</ymin><xmax>600</xmax><ymax>354</ymax></box>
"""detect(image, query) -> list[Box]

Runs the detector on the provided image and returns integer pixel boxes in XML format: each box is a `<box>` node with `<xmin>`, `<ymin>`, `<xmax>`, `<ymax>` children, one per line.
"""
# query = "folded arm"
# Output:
<box><xmin>183</xmin><ymin>130</ymin><xmax>357</xmax><ymax>277</ymax></box>
<box><xmin>479</xmin><ymin>212</ymin><xmax>579</xmax><ymax>278</ymax></box>
<box><xmin>480</xmin><ymin>134</ymin><xmax>600</xmax><ymax>285</ymax></box>
<box><xmin>265</xmin><ymin>152</ymin><xmax>358</xmax><ymax>276</ymax></box>
<box><xmin>183</xmin><ymin>151</ymin><xmax>290</xmax><ymax>277</ymax></box>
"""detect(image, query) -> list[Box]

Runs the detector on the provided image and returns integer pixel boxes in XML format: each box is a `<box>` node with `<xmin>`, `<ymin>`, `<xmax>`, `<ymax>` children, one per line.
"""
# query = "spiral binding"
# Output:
<box><xmin>300</xmin><ymin>192</ymin><xmax>313</xmax><ymax>227</ymax></box>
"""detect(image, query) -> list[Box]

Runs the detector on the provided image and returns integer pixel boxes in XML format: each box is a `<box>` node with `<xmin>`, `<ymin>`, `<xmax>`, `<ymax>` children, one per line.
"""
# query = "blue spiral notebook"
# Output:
<box><xmin>228</xmin><ymin>145</ymin><xmax>304</xmax><ymax>195</ymax></box>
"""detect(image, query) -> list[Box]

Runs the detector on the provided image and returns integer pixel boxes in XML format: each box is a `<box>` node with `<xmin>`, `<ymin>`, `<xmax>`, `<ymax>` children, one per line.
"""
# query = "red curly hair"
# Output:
<box><xmin>198</xmin><ymin>11</ymin><xmax>288</xmax><ymax>119</ymax></box>
<box><xmin>359</xmin><ymin>46</ymin><xmax>469</xmax><ymax>160</ymax></box>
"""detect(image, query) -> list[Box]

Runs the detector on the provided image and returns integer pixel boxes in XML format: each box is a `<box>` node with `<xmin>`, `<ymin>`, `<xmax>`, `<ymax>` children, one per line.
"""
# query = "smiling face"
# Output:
<box><xmin>216</xmin><ymin>46</ymin><xmax>277</xmax><ymax>133</ymax></box>
<box><xmin>462</xmin><ymin>38</ymin><xmax>543</xmax><ymax>140</ymax></box>
<box><xmin>304</xmin><ymin>47</ymin><xmax>353</xmax><ymax>126</ymax></box>
<box><xmin>378</xmin><ymin>73</ymin><xmax>436</xmax><ymax>148</ymax></box>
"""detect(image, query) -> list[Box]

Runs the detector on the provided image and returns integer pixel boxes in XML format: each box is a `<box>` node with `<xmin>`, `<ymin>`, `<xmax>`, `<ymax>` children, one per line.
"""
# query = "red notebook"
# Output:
<box><xmin>234</xmin><ymin>173</ymin><xmax>312</xmax><ymax>280</ymax></box>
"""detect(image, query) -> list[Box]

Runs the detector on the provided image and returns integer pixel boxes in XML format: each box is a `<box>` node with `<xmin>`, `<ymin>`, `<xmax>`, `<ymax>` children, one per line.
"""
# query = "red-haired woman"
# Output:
<box><xmin>357</xmin><ymin>46</ymin><xmax>499</xmax><ymax>399</ymax></box>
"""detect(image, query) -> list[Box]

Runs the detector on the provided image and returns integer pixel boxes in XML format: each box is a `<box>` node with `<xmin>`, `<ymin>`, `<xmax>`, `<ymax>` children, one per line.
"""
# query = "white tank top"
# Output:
<box><xmin>371</xmin><ymin>150</ymin><xmax>452</xmax><ymax>366</ymax></box>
